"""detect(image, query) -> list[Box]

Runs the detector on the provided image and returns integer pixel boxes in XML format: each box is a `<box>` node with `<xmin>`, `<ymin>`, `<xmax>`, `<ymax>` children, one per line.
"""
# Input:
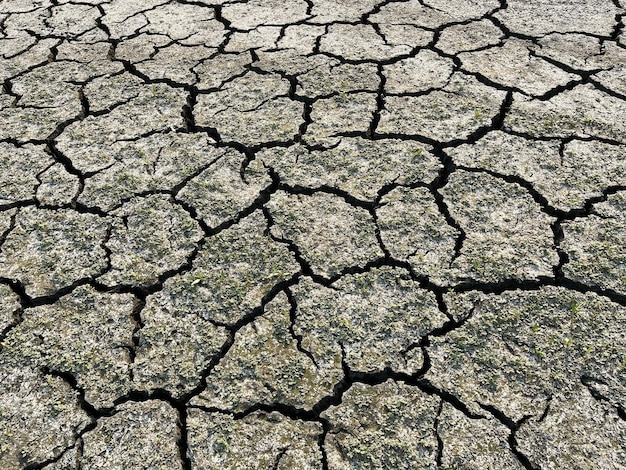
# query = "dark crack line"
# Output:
<box><xmin>177</xmin><ymin>405</ymin><xmax>193</xmax><ymax>470</ymax></box>
<box><xmin>23</xmin><ymin>440</ymin><xmax>83</xmax><ymax>470</ymax></box>
<box><xmin>0</xmin><ymin>208</ymin><xmax>18</xmax><ymax>254</ymax></box>
<box><xmin>480</xmin><ymin>405</ymin><xmax>540</xmax><ymax>470</ymax></box>
<box><xmin>433</xmin><ymin>399</ymin><xmax>444</xmax><ymax>467</ymax></box>
<box><xmin>277</xmin><ymin>182</ymin><xmax>374</xmax><ymax>210</ymax></box>
<box><xmin>551</xmin><ymin>219</ymin><xmax>569</xmax><ymax>281</ymax></box>
<box><xmin>611</xmin><ymin>12</ymin><xmax>625</xmax><ymax>40</ymax></box>
<box><xmin>127</xmin><ymin>296</ymin><xmax>146</xmax><ymax>382</ymax></box>
<box><xmin>92</xmin><ymin>176</ymin><xmax>280</xmax><ymax>302</ymax></box>
<box><xmin>261</xmin><ymin>205</ymin><xmax>330</xmax><ymax>286</ymax></box>
<box><xmin>284</xmin><ymin>287</ymin><xmax>319</xmax><ymax>368</ymax></box>
<box><xmin>429</xmin><ymin>149</ymin><xmax>466</xmax><ymax>267</ymax></box>
<box><xmin>181</xmin><ymin>86</ymin><xmax>197</xmax><ymax>132</ymax></box>
<box><xmin>172</xmin><ymin>277</ymin><xmax>306</xmax><ymax>405</ymax></box>
<box><xmin>270</xmin><ymin>446</ymin><xmax>289</xmax><ymax>470</ymax></box>
<box><xmin>366</xmin><ymin>63</ymin><xmax>386</xmax><ymax>138</ymax></box>
<box><xmin>318</xmin><ymin>418</ymin><xmax>330</xmax><ymax>470</ymax></box>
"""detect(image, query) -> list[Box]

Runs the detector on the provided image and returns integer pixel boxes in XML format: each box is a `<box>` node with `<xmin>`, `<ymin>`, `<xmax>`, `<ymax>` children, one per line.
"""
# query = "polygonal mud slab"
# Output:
<box><xmin>144</xmin><ymin>211</ymin><xmax>299</xmax><ymax>326</ymax></box>
<box><xmin>383</xmin><ymin>50</ymin><xmax>454</xmax><ymax>94</ymax></box>
<box><xmin>100</xmin><ymin>0</ymin><xmax>169</xmax><ymax>40</ymax></box>
<box><xmin>41</xmin><ymin>3</ymin><xmax>101</xmax><ymax>37</ymax></box>
<box><xmin>427</xmin><ymin>287</ymin><xmax>626</xmax><ymax>421</ymax></box>
<box><xmin>458</xmin><ymin>38</ymin><xmax>578</xmax><ymax>96</ymax></box>
<box><xmin>132</xmin><ymin>43</ymin><xmax>215</xmax><ymax>85</ymax></box>
<box><xmin>276</xmin><ymin>24</ymin><xmax>326</xmax><ymax>53</ymax></box>
<box><xmin>441</xmin><ymin>170</ymin><xmax>558</xmax><ymax>283</ymax></box>
<box><xmin>516</xmin><ymin>386</ymin><xmax>626</xmax><ymax>470</ymax></box>
<box><xmin>448</xmin><ymin>132</ymin><xmax>626</xmax><ymax>211</ymax></box>
<box><xmin>194</xmin><ymin>53</ymin><xmax>251</xmax><ymax>90</ymax></box>
<box><xmin>142</xmin><ymin>3</ymin><xmax>225</xmax><ymax>47</ymax></box>
<box><xmin>0</xmin><ymin>362</ymin><xmax>91</xmax><ymax>470</ymax></box>
<box><xmin>82</xmin><ymin>72</ymin><xmax>145</xmax><ymax>113</ymax></box>
<box><xmin>98</xmin><ymin>194</ymin><xmax>203</xmax><ymax>288</ymax></box>
<box><xmin>259</xmin><ymin>138</ymin><xmax>440</xmax><ymax>201</ymax></box>
<box><xmin>0</xmin><ymin>94</ymin><xmax>69</xmax><ymax>144</ymax></box>
<box><xmin>309</xmin><ymin>0</ymin><xmax>378</xmax><ymax>22</ymax></box>
<box><xmin>505</xmin><ymin>84</ymin><xmax>626</xmax><ymax>143</ymax></box>
<box><xmin>81</xmin><ymin>400</ymin><xmax>182</xmax><ymax>470</ymax></box>
<box><xmin>195</xmin><ymin>72</ymin><xmax>303</xmax><ymax>145</ymax></box>
<box><xmin>377</xmin><ymin>186</ymin><xmax>459</xmax><ymax>280</ymax></box>
<box><xmin>295</xmin><ymin>60</ymin><xmax>379</xmax><ymax>98</ymax></box>
<box><xmin>370</xmin><ymin>0</ymin><xmax>500</xmax><ymax>28</ymax></box>
<box><xmin>35</xmin><ymin>163</ymin><xmax>80</xmax><ymax>206</ymax></box>
<box><xmin>437</xmin><ymin>403</ymin><xmax>524</xmax><ymax>469</ymax></box>
<box><xmin>268</xmin><ymin>191</ymin><xmax>383</xmax><ymax>278</ymax></box>
<box><xmin>1</xmin><ymin>286</ymin><xmax>136</xmax><ymax>408</ymax></box>
<box><xmin>108</xmin><ymin>32</ymin><xmax>172</xmax><ymax>65</ymax></box>
<box><xmin>223</xmin><ymin>26</ymin><xmax>282</xmax><ymax>53</ymax></box>
<box><xmin>221</xmin><ymin>0</ymin><xmax>310</xmax><ymax>29</ymax></box>
<box><xmin>186</xmin><ymin>410</ymin><xmax>322</xmax><ymax>469</ymax></box>
<box><xmin>562</xmin><ymin>192</ymin><xmax>626</xmax><ymax>295</ymax></box>
<box><xmin>192</xmin><ymin>292</ymin><xmax>341</xmax><ymax>411</ymax></box>
<box><xmin>304</xmin><ymin>92</ymin><xmax>377</xmax><ymax>147</ymax></box>
<box><xmin>54</xmin><ymin>38</ymin><xmax>111</xmax><ymax>63</ymax></box>
<box><xmin>0</xmin><ymin>36</ymin><xmax>58</xmax><ymax>82</ymax></box>
<box><xmin>321</xmin><ymin>380</ymin><xmax>440</xmax><ymax>469</ymax></box>
<box><xmin>177</xmin><ymin>151</ymin><xmax>272</xmax><ymax>230</ymax></box>
<box><xmin>11</xmin><ymin>58</ymin><xmax>118</xmax><ymax>106</ymax></box>
<box><xmin>75</xmin><ymin>133</ymin><xmax>223</xmax><ymax>211</ymax></box>
<box><xmin>319</xmin><ymin>23</ymin><xmax>413</xmax><ymax>61</ymax></box>
<box><xmin>0</xmin><ymin>61</ymin><xmax>111</xmax><ymax>142</ymax></box>
<box><xmin>131</xmin><ymin>296</ymin><xmax>229</xmax><ymax>399</ymax></box>
<box><xmin>253</xmin><ymin>49</ymin><xmax>325</xmax><ymax>75</ymax></box>
<box><xmin>6</xmin><ymin>66</ymin><xmax>75</xmax><ymax>114</ymax></box>
<box><xmin>534</xmin><ymin>33</ymin><xmax>626</xmax><ymax>72</ymax></box>
<box><xmin>56</xmin><ymin>83</ymin><xmax>187</xmax><ymax>152</ymax></box>
<box><xmin>494</xmin><ymin>0</ymin><xmax>624</xmax><ymax>37</ymax></box>
<box><xmin>0</xmin><ymin>207</ymin><xmax>109</xmax><ymax>298</ymax></box>
<box><xmin>290</xmin><ymin>268</ymin><xmax>446</xmax><ymax>374</ymax></box>
<box><xmin>0</xmin><ymin>143</ymin><xmax>52</xmax><ymax>206</ymax></box>
<box><xmin>378</xmin><ymin>73</ymin><xmax>506</xmax><ymax>142</ymax></box>
<box><xmin>376</xmin><ymin>23</ymin><xmax>434</xmax><ymax>51</ymax></box>
<box><xmin>436</xmin><ymin>19</ymin><xmax>503</xmax><ymax>55</ymax></box>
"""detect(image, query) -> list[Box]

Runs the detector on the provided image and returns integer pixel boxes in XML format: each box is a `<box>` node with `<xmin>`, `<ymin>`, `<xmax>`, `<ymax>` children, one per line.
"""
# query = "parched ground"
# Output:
<box><xmin>1</xmin><ymin>0</ymin><xmax>625</xmax><ymax>469</ymax></box>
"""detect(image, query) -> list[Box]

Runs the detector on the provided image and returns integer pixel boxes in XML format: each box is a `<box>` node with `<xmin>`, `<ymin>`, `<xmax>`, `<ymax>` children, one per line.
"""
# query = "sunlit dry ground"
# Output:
<box><xmin>1</xmin><ymin>1</ymin><xmax>626</xmax><ymax>469</ymax></box>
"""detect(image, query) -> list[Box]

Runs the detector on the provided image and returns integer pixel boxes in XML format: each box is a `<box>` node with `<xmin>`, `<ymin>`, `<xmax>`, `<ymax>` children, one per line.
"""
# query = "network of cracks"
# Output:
<box><xmin>1</xmin><ymin>0</ymin><xmax>626</xmax><ymax>468</ymax></box>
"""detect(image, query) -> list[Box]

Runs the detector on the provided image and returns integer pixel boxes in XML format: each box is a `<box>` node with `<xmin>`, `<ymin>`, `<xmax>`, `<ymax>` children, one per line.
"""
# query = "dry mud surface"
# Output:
<box><xmin>1</xmin><ymin>0</ymin><xmax>626</xmax><ymax>469</ymax></box>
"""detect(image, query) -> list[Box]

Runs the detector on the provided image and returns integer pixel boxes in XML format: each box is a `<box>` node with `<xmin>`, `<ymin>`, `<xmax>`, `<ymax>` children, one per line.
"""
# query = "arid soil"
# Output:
<box><xmin>1</xmin><ymin>1</ymin><xmax>625</xmax><ymax>469</ymax></box>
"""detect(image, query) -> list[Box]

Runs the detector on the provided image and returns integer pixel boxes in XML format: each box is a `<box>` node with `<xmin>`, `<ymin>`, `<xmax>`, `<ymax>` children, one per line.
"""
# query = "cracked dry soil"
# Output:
<box><xmin>0</xmin><ymin>0</ymin><xmax>626</xmax><ymax>469</ymax></box>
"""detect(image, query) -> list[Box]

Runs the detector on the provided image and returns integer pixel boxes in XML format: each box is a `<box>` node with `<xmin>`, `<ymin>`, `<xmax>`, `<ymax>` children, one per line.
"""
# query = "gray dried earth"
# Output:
<box><xmin>1</xmin><ymin>0</ymin><xmax>625</xmax><ymax>469</ymax></box>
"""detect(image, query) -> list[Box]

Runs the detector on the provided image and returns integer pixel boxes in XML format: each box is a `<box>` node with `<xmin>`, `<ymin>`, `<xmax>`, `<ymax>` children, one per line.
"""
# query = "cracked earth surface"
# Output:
<box><xmin>0</xmin><ymin>0</ymin><xmax>626</xmax><ymax>468</ymax></box>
